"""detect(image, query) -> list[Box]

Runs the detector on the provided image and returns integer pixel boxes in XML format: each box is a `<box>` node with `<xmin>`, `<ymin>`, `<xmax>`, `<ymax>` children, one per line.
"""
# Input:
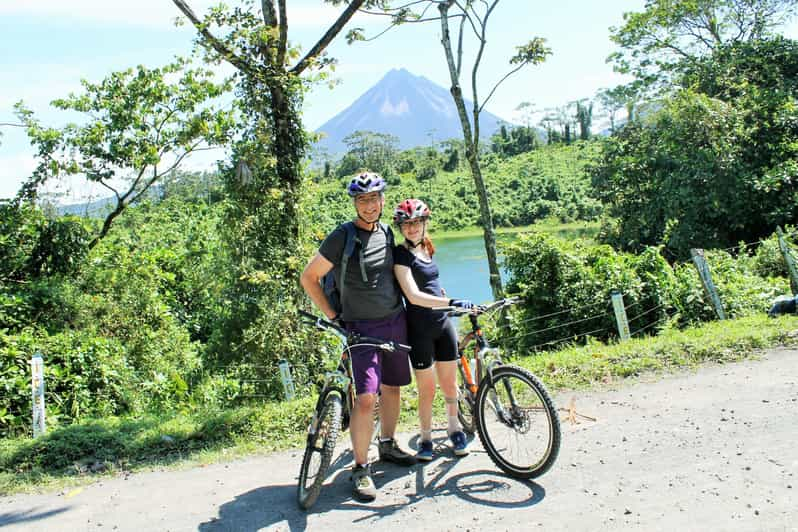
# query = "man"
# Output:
<box><xmin>300</xmin><ymin>171</ymin><xmax>415</xmax><ymax>502</ymax></box>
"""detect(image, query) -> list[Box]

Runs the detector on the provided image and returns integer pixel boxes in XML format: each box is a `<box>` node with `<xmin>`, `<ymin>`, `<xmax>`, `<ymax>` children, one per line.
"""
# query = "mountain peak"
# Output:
<box><xmin>315</xmin><ymin>69</ymin><xmax>506</xmax><ymax>155</ymax></box>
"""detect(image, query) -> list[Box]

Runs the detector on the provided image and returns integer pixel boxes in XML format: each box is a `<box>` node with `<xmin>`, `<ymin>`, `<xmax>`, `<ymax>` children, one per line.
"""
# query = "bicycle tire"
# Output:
<box><xmin>475</xmin><ymin>364</ymin><xmax>560</xmax><ymax>479</ymax></box>
<box><xmin>457</xmin><ymin>362</ymin><xmax>476</xmax><ymax>434</ymax></box>
<box><xmin>297</xmin><ymin>393</ymin><xmax>342</xmax><ymax>510</ymax></box>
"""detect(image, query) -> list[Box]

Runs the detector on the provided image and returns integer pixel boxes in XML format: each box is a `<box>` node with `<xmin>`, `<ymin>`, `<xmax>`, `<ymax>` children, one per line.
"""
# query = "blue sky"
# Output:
<box><xmin>1</xmin><ymin>1</ymin><xmax>796</xmax><ymax>201</ymax></box>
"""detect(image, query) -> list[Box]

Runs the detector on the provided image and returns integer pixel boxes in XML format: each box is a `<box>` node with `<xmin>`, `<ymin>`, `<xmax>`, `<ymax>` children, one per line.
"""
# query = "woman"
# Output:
<box><xmin>392</xmin><ymin>198</ymin><xmax>474</xmax><ymax>461</ymax></box>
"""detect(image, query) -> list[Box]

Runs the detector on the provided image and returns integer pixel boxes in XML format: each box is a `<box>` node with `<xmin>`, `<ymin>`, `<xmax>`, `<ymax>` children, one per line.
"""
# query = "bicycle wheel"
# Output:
<box><xmin>457</xmin><ymin>362</ymin><xmax>476</xmax><ymax>434</ymax></box>
<box><xmin>475</xmin><ymin>365</ymin><xmax>560</xmax><ymax>479</ymax></box>
<box><xmin>297</xmin><ymin>393</ymin><xmax>342</xmax><ymax>510</ymax></box>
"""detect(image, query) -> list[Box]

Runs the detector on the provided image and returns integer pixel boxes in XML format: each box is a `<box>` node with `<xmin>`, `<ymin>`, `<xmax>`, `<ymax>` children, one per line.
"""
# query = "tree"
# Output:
<box><xmin>173</xmin><ymin>0</ymin><xmax>377</xmax><ymax>364</ymax></box>
<box><xmin>336</xmin><ymin>130</ymin><xmax>400</xmax><ymax>177</ymax></box>
<box><xmin>593</xmin><ymin>38</ymin><xmax>798</xmax><ymax>257</ymax></box>
<box><xmin>609</xmin><ymin>0</ymin><xmax>798</xmax><ymax>85</ymax></box>
<box><xmin>575</xmin><ymin>99</ymin><xmax>593</xmax><ymax>140</ymax></box>
<box><xmin>360</xmin><ymin>1</ymin><xmax>551</xmax><ymax>299</ymax></box>
<box><xmin>13</xmin><ymin>59</ymin><xmax>235</xmax><ymax>249</ymax></box>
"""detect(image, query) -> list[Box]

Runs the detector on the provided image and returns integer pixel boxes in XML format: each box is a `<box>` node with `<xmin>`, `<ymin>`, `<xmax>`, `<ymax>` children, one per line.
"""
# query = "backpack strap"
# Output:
<box><xmin>380</xmin><ymin>222</ymin><xmax>395</xmax><ymax>247</ymax></box>
<box><xmin>338</xmin><ymin>222</ymin><xmax>362</xmax><ymax>312</ymax></box>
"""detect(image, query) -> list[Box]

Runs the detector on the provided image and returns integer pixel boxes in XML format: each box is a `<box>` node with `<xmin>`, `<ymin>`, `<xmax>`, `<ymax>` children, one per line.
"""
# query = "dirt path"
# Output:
<box><xmin>2</xmin><ymin>347</ymin><xmax>797</xmax><ymax>531</ymax></box>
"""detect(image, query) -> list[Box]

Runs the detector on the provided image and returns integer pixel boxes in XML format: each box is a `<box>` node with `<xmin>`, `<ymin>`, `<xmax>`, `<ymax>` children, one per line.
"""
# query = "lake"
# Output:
<box><xmin>432</xmin><ymin>233</ymin><xmax>512</xmax><ymax>305</ymax></box>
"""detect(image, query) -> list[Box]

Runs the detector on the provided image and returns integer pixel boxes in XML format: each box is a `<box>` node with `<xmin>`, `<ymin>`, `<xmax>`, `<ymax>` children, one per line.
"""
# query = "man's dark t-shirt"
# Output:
<box><xmin>319</xmin><ymin>224</ymin><xmax>403</xmax><ymax>322</ymax></box>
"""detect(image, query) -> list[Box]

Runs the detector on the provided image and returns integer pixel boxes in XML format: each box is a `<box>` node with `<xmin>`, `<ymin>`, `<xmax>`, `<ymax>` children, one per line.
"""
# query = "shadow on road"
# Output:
<box><xmin>199</xmin><ymin>440</ymin><xmax>546</xmax><ymax>531</ymax></box>
<box><xmin>0</xmin><ymin>507</ymin><xmax>70</xmax><ymax>527</ymax></box>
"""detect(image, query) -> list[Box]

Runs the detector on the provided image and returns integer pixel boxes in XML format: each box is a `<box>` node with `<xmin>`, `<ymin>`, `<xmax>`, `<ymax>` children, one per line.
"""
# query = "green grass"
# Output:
<box><xmin>2</xmin><ymin>314</ymin><xmax>796</xmax><ymax>495</ymax></box>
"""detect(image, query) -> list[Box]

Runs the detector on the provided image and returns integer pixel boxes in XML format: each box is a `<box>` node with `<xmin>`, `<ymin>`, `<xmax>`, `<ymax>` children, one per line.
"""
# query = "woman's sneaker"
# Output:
<box><xmin>416</xmin><ymin>440</ymin><xmax>434</xmax><ymax>462</ymax></box>
<box><xmin>449</xmin><ymin>431</ymin><xmax>469</xmax><ymax>457</ymax></box>
<box><xmin>351</xmin><ymin>463</ymin><xmax>377</xmax><ymax>501</ymax></box>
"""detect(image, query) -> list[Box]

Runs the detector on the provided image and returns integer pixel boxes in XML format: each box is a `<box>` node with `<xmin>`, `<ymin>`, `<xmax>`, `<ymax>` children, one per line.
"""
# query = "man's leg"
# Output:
<box><xmin>378</xmin><ymin>383</ymin><xmax>401</xmax><ymax>439</ymax></box>
<box><xmin>351</xmin><ymin>392</ymin><xmax>377</xmax><ymax>465</ymax></box>
<box><xmin>377</xmin><ymin>383</ymin><xmax>416</xmax><ymax>466</ymax></box>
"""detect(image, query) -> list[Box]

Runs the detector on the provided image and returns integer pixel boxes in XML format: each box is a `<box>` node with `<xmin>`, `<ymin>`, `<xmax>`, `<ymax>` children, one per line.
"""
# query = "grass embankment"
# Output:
<box><xmin>2</xmin><ymin>314</ymin><xmax>796</xmax><ymax>495</ymax></box>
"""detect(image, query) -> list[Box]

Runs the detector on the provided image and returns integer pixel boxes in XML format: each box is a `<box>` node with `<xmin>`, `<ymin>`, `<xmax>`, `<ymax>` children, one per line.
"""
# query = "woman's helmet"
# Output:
<box><xmin>393</xmin><ymin>198</ymin><xmax>431</xmax><ymax>225</ymax></box>
<box><xmin>347</xmin><ymin>172</ymin><xmax>386</xmax><ymax>197</ymax></box>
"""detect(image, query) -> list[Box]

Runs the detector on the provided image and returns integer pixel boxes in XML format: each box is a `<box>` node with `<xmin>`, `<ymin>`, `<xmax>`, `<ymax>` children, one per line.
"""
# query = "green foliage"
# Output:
<box><xmin>0</xmin><ymin>203</ymin><xmax>90</xmax><ymax>283</ymax></box>
<box><xmin>594</xmin><ymin>37</ymin><xmax>798</xmax><ymax>257</ymax></box>
<box><xmin>13</xmin><ymin>59</ymin><xmax>235</xmax><ymax>249</ymax></box>
<box><xmin>502</xmin><ymin>232</ymin><xmax>789</xmax><ymax>352</ymax></box>
<box><xmin>0</xmin><ymin>396</ymin><xmax>314</xmax><ymax>481</ymax></box>
<box><xmin>490</xmin><ymin>125</ymin><xmax>540</xmax><ymax>157</ymax></box>
<box><xmin>608</xmin><ymin>0</ymin><xmax>798</xmax><ymax>85</ymax></box>
<box><xmin>336</xmin><ymin>130</ymin><xmax>400</xmax><ymax>177</ymax></box>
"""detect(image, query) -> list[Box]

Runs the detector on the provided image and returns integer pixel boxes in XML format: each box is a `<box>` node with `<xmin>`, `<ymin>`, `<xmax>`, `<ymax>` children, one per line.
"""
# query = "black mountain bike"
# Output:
<box><xmin>448</xmin><ymin>297</ymin><xmax>561</xmax><ymax>479</ymax></box>
<box><xmin>296</xmin><ymin>309</ymin><xmax>410</xmax><ymax>510</ymax></box>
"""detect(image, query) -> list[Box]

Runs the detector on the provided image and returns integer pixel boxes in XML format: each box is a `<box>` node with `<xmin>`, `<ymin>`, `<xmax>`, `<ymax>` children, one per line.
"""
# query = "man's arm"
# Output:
<box><xmin>300</xmin><ymin>252</ymin><xmax>338</xmax><ymax>320</ymax></box>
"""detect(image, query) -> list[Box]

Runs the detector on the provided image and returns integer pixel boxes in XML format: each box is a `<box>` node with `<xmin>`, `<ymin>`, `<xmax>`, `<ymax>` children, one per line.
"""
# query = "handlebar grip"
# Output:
<box><xmin>298</xmin><ymin>309</ymin><xmax>318</xmax><ymax>320</ymax></box>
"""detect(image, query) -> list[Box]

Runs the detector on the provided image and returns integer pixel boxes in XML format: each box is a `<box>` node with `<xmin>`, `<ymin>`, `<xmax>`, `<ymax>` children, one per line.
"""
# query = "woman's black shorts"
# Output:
<box><xmin>407</xmin><ymin>318</ymin><xmax>459</xmax><ymax>370</ymax></box>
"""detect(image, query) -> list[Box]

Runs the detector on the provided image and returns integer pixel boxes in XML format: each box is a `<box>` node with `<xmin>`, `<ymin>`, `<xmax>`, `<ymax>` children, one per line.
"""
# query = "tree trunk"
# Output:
<box><xmin>439</xmin><ymin>2</ymin><xmax>503</xmax><ymax>300</ymax></box>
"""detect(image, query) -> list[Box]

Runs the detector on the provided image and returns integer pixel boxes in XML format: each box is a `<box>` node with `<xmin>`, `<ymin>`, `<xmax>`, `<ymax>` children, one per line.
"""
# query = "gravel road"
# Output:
<box><xmin>2</xmin><ymin>347</ymin><xmax>797</xmax><ymax>532</ymax></box>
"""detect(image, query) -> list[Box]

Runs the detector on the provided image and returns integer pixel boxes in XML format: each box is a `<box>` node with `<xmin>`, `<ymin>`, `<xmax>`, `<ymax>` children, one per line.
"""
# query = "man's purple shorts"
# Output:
<box><xmin>346</xmin><ymin>311</ymin><xmax>411</xmax><ymax>395</ymax></box>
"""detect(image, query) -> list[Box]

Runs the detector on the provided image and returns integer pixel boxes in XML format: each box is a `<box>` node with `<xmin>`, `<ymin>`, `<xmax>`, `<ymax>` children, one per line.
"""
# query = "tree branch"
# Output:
<box><xmin>277</xmin><ymin>0</ymin><xmax>288</xmax><ymax>66</ymax></box>
<box><xmin>172</xmin><ymin>0</ymin><xmax>258</xmax><ymax>77</ymax></box>
<box><xmin>479</xmin><ymin>62</ymin><xmax>526</xmax><ymax>115</ymax></box>
<box><xmin>291</xmin><ymin>0</ymin><xmax>368</xmax><ymax>75</ymax></box>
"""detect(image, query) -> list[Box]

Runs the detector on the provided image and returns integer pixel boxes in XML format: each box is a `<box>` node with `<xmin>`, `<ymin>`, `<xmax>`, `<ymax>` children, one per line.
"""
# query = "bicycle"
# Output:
<box><xmin>447</xmin><ymin>297</ymin><xmax>561</xmax><ymax>479</ymax></box>
<box><xmin>295</xmin><ymin>309</ymin><xmax>411</xmax><ymax>510</ymax></box>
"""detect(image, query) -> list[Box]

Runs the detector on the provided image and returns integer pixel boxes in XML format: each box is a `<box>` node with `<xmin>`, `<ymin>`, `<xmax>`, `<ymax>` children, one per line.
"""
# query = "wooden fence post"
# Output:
<box><xmin>690</xmin><ymin>248</ymin><xmax>726</xmax><ymax>320</ymax></box>
<box><xmin>776</xmin><ymin>226</ymin><xmax>798</xmax><ymax>295</ymax></box>
<box><xmin>610</xmin><ymin>290</ymin><xmax>631</xmax><ymax>340</ymax></box>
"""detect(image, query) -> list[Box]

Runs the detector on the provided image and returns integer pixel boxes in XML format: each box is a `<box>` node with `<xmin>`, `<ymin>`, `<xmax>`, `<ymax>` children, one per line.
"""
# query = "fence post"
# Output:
<box><xmin>30</xmin><ymin>352</ymin><xmax>46</xmax><ymax>437</ymax></box>
<box><xmin>278</xmin><ymin>359</ymin><xmax>296</xmax><ymax>401</ymax></box>
<box><xmin>610</xmin><ymin>290</ymin><xmax>631</xmax><ymax>340</ymax></box>
<box><xmin>690</xmin><ymin>248</ymin><xmax>726</xmax><ymax>320</ymax></box>
<box><xmin>776</xmin><ymin>226</ymin><xmax>798</xmax><ymax>295</ymax></box>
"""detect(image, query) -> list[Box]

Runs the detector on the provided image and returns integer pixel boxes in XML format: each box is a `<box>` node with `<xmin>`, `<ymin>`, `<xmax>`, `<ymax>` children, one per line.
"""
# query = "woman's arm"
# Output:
<box><xmin>394</xmin><ymin>264</ymin><xmax>450</xmax><ymax>308</ymax></box>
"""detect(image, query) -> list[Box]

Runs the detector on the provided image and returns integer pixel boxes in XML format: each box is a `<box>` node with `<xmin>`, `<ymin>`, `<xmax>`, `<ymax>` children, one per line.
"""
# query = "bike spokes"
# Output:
<box><xmin>475</xmin><ymin>366</ymin><xmax>560</xmax><ymax>479</ymax></box>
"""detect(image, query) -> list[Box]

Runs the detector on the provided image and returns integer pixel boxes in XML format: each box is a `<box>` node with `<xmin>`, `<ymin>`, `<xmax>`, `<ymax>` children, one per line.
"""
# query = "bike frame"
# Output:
<box><xmin>456</xmin><ymin>305</ymin><xmax>510</xmax><ymax>392</ymax></box>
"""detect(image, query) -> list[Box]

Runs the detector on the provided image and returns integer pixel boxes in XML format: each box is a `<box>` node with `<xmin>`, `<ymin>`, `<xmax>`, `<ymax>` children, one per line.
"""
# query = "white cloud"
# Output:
<box><xmin>0</xmin><ymin>152</ymin><xmax>36</xmax><ymax>200</ymax></box>
<box><xmin>0</xmin><ymin>1</ymin><xmax>343</xmax><ymax>30</ymax></box>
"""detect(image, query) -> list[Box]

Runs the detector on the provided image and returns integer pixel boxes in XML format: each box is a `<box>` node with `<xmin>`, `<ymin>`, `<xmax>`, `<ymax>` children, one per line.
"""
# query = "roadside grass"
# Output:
<box><xmin>2</xmin><ymin>314</ymin><xmax>796</xmax><ymax>495</ymax></box>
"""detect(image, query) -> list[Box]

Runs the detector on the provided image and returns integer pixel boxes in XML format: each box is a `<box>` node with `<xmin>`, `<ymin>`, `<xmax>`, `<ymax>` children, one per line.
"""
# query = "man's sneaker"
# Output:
<box><xmin>416</xmin><ymin>440</ymin><xmax>434</xmax><ymax>462</ymax></box>
<box><xmin>351</xmin><ymin>464</ymin><xmax>377</xmax><ymax>502</ymax></box>
<box><xmin>449</xmin><ymin>431</ymin><xmax>469</xmax><ymax>457</ymax></box>
<box><xmin>378</xmin><ymin>438</ymin><xmax>417</xmax><ymax>466</ymax></box>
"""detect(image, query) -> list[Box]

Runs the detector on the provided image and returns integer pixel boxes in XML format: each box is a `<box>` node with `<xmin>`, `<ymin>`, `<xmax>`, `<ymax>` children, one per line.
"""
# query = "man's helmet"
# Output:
<box><xmin>393</xmin><ymin>198</ymin><xmax>431</xmax><ymax>225</ymax></box>
<box><xmin>347</xmin><ymin>172</ymin><xmax>386</xmax><ymax>197</ymax></box>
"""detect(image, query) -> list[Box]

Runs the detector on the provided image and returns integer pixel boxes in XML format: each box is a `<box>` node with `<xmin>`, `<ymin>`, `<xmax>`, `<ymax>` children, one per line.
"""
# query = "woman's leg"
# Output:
<box><xmin>435</xmin><ymin>360</ymin><xmax>460</xmax><ymax>434</ymax></box>
<box><xmin>414</xmin><ymin>367</ymin><xmax>436</xmax><ymax>441</ymax></box>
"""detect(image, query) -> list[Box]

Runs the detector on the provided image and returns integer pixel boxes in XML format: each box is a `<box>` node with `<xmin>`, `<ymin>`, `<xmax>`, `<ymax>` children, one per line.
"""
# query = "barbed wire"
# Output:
<box><xmin>487</xmin><ymin>293</ymin><xmax>623</xmax><ymax>332</ymax></box>
<box><xmin>527</xmin><ymin>326</ymin><xmax>610</xmax><ymax>353</ymax></box>
<box><xmin>719</xmin><ymin>228</ymin><xmax>798</xmax><ymax>254</ymax></box>
<box><xmin>631</xmin><ymin>311</ymin><xmax>675</xmax><ymax>337</ymax></box>
<box><xmin>626</xmin><ymin>302</ymin><xmax>666</xmax><ymax>324</ymax></box>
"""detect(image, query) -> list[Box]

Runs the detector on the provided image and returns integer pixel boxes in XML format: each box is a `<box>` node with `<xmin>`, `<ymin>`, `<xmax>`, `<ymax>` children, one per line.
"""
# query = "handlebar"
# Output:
<box><xmin>298</xmin><ymin>309</ymin><xmax>411</xmax><ymax>353</ymax></box>
<box><xmin>432</xmin><ymin>296</ymin><xmax>523</xmax><ymax>317</ymax></box>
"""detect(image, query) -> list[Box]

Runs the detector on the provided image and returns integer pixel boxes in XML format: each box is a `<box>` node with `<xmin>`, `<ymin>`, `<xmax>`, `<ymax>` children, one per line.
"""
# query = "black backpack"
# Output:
<box><xmin>322</xmin><ymin>221</ymin><xmax>394</xmax><ymax>316</ymax></box>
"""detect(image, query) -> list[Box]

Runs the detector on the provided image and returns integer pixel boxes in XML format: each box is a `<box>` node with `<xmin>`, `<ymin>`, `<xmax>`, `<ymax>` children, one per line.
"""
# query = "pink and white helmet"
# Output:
<box><xmin>393</xmin><ymin>198</ymin><xmax>431</xmax><ymax>225</ymax></box>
